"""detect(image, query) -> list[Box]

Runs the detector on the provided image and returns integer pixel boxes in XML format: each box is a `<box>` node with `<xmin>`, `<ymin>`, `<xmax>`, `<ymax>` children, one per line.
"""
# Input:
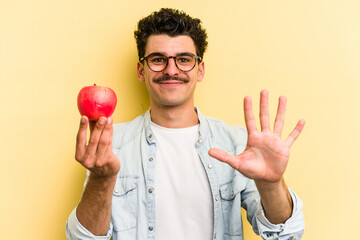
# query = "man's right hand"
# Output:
<box><xmin>74</xmin><ymin>116</ymin><xmax>120</xmax><ymax>236</ymax></box>
<box><xmin>75</xmin><ymin>116</ymin><xmax>120</xmax><ymax>179</ymax></box>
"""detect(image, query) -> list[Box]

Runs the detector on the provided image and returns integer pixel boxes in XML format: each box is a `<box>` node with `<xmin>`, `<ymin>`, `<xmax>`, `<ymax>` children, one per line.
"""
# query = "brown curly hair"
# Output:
<box><xmin>134</xmin><ymin>8</ymin><xmax>208</xmax><ymax>61</ymax></box>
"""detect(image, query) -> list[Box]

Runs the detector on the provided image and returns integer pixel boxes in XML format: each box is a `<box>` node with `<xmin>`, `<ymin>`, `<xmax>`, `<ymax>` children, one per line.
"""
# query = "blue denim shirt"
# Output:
<box><xmin>66</xmin><ymin>108</ymin><xmax>304</xmax><ymax>240</ymax></box>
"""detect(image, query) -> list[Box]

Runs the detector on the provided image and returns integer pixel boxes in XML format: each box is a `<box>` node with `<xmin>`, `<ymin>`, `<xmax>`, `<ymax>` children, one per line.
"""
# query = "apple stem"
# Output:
<box><xmin>94</xmin><ymin>84</ymin><xmax>96</xmax><ymax>86</ymax></box>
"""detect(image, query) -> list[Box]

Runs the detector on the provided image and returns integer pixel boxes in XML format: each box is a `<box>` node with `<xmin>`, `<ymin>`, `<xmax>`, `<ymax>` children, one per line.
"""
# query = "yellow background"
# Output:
<box><xmin>1</xmin><ymin>0</ymin><xmax>359</xmax><ymax>239</ymax></box>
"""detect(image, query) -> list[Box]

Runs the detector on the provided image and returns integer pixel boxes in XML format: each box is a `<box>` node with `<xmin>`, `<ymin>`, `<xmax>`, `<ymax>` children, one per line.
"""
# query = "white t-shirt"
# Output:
<box><xmin>151</xmin><ymin>122</ymin><xmax>214</xmax><ymax>240</ymax></box>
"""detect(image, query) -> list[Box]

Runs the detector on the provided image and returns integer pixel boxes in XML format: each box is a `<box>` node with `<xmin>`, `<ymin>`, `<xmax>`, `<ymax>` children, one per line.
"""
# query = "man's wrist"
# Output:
<box><xmin>87</xmin><ymin>173</ymin><xmax>117</xmax><ymax>193</ymax></box>
<box><xmin>255</xmin><ymin>178</ymin><xmax>287</xmax><ymax>193</ymax></box>
<box><xmin>255</xmin><ymin>178</ymin><xmax>293</xmax><ymax>224</ymax></box>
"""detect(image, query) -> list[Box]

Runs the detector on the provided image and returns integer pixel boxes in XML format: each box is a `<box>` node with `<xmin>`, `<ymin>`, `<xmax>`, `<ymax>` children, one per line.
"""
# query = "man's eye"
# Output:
<box><xmin>150</xmin><ymin>57</ymin><xmax>166</xmax><ymax>63</ymax></box>
<box><xmin>177</xmin><ymin>56</ymin><xmax>192</xmax><ymax>63</ymax></box>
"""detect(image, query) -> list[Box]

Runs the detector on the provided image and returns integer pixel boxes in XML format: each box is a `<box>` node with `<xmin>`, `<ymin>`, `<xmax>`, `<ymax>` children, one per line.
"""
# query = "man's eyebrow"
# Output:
<box><xmin>176</xmin><ymin>52</ymin><xmax>195</xmax><ymax>56</ymax></box>
<box><xmin>147</xmin><ymin>52</ymin><xmax>166</xmax><ymax>57</ymax></box>
<box><xmin>147</xmin><ymin>52</ymin><xmax>195</xmax><ymax>57</ymax></box>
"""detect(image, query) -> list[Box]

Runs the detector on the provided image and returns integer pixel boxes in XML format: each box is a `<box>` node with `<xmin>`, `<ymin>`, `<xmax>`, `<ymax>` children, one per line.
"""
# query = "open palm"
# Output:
<box><xmin>209</xmin><ymin>90</ymin><xmax>305</xmax><ymax>183</ymax></box>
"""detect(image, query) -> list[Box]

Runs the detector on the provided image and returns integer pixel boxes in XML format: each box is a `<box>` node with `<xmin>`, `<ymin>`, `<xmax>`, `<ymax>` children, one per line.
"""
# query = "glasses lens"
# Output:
<box><xmin>176</xmin><ymin>55</ymin><xmax>196</xmax><ymax>71</ymax></box>
<box><xmin>147</xmin><ymin>55</ymin><xmax>168</xmax><ymax>72</ymax></box>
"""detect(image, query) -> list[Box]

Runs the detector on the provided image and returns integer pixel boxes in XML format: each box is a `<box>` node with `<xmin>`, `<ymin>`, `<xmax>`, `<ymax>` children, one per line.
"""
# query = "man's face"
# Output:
<box><xmin>137</xmin><ymin>34</ymin><xmax>205</xmax><ymax>109</ymax></box>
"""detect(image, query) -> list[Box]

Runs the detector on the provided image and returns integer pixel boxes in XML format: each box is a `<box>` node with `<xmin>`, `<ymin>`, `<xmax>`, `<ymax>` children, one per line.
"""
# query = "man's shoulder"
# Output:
<box><xmin>203</xmin><ymin>115</ymin><xmax>247</xmax><ymax>135</ymax></box>
<box><xmin>112</xmin><ymin>114</ymin><xmax>146</xmax><ymax>147</ymax></box>
<box><xmin>202</xmin><ymin>115</ymin><xmax>248</xmax><ymax>148</ymax></box>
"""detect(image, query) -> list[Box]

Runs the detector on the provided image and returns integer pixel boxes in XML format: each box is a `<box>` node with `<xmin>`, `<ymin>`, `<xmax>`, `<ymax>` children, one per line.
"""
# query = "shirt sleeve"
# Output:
<box><xmin>65</xmin><ymin>207</ymin><xmax>113</xmax><ymax>240</ymax></box>
<box><xmin>251</xmin><ymin>188</ymin><xmax>305</xmax><ymax>240</ymax></box>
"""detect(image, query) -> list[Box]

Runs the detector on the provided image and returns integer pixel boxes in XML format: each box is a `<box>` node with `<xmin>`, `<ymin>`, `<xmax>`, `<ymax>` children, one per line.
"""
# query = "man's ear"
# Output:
<box><xmin>137</xmin><ymin>62</ymin><xmax>145</xmax><ymax>82</ymax></box>
<box><xmin>197</xmin><ymin>61</ymin><xmax>205</xmax><ymax>82</ymax></box>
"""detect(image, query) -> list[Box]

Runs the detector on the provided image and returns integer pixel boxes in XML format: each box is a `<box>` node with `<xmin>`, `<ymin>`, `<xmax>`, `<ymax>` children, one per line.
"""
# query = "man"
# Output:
<box><xmin>66</xmin><ymin>8</ymin><xmax>305</xmax><ymax>240</ymax></box>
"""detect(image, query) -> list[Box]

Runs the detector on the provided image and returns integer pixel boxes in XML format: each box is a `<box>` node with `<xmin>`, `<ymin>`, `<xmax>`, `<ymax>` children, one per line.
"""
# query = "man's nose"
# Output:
<box><xmin>162</xmin><ymin>57</ymin><xmax>180</xmax><ymax>75</ymax></box>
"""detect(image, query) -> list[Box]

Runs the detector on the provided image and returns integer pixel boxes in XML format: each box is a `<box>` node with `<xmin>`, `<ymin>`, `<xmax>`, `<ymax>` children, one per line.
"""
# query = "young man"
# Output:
<box><xmin>66</xmin><ymin>8</ymin><xmax>305</xmax><ymax>240</ymax></box>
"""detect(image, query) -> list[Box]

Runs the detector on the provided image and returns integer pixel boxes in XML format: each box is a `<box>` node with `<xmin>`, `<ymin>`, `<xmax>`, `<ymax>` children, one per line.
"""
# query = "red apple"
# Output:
<box><xmin>77</xmin><ymin>84</ymin><xmax>117</xmax><ymax>120</ymax></box>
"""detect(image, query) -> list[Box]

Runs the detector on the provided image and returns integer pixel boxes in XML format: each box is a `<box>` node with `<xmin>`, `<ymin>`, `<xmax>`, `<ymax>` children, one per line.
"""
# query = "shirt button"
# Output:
<box><xmin>149</xmin><ymin>157</ymin><xmax>153</xmax><ymax>162</ymax></box>
<box><xmin>215</xmin><ymin>196</ymin><xmax>219</xmax><ymax>201</ymax></box>
<box><xmin>198</xmin><ymin>138</ymin><xmax>203</xmax><ymax>143</ymax></box>
<box><xmin>148</xmin><ymin>189</ymin><xmax>153</xmax><ymax>193</ymax></box>
<box><xmin>114</xmin><ymin>189</ymin><xmax>119</xmax><ymax>193</ymax></box>
<box><xmin>148</xmin><ymin>134</ymin><xmax>152</xmax><ymax>139</ymax></box>
<box><xmin>208</xmin><ymin>164</ymin><xmax>213</xmax><ymax>169</ymax></box>
<box><xmin>148</xmin><ymin>226</ymin><xmax>153</xmax><ymax>231</ymax></box>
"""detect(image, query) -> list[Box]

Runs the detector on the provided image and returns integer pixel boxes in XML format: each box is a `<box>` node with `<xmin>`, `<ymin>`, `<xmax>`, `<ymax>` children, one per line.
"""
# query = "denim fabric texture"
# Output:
<box><xmin>66</xmin><ymin>108</ymin><xmax>304</xmax><ymax>240</ymax></box>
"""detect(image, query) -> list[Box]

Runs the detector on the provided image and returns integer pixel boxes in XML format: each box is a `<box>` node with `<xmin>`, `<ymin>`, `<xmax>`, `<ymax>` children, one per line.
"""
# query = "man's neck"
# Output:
<box><xmin>150</xmin><ymin>105</ymin><xmax>199</xmax><ymax>129</ymax></box>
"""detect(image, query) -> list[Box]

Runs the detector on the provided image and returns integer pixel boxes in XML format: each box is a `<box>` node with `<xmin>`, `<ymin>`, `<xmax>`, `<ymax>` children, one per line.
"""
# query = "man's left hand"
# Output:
<box><xmin>209</xmin><ymin>90</ymin><xmax>305</xmax><ymax>184</ymax></box>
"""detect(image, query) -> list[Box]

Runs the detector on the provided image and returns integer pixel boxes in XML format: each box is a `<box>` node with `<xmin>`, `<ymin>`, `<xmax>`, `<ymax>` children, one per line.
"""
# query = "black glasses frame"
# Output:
<box><xmin>140</xmin><ymin>52</ymin><xmax>202</xmax><ymax>72</ymax></box>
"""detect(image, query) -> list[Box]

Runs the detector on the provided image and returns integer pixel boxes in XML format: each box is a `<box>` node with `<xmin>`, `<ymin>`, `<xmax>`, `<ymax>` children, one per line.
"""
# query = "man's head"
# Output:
<box><xmin>135</xmin><ymin>9</ymin><xmax>207</xmax><ymax>111</ymax></box>
<box><xmin>134</xmin><ymin>8</ymin><xmax>208</xmax><ymax>61</ymax></box>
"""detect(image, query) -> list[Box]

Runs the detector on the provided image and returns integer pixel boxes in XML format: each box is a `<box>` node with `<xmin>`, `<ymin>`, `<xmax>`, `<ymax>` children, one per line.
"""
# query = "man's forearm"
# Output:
<box><xmin>76</xmin><ymin>174</ymin><xmax>116</xmax><ymax>236</ymax></box>
<box><xmin>255</xmin><ymin>178</ymin><xmax>293</xmax><ymax>224</ymax></box>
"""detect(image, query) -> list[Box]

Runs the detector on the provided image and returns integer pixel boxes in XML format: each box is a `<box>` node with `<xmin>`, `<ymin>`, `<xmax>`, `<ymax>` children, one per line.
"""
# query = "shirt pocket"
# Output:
<box><xmin>111</xmin><ymin>176</ymin><xmax>138</xmax><ymax>232</ymax></box>
<box><xmin>219</xmin><ymin>177</ymin><xmax>246</xmax><ymax>237</ymax></box>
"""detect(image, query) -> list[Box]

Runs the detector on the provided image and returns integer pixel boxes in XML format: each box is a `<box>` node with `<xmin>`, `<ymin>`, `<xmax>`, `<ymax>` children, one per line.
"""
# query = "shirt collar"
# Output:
<box><xmin>143</xmin><ymin>107</ymin><xmax>209</xmax><ymax>145</ymax></box>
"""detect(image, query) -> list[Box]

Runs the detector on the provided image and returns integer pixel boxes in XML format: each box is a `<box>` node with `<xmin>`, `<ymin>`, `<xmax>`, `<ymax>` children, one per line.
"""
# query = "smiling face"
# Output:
<box><xmin>137</xmin><ymin>34</ymin><xmax>205</xmax><ymax>110</ymax></box>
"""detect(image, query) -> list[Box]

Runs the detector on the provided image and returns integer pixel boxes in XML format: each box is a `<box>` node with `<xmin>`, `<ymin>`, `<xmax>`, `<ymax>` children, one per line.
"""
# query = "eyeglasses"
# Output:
<box><xmin>140</xmin><ymin>52</ymin><xmax>202</xmax><ymax>72</ymax></box>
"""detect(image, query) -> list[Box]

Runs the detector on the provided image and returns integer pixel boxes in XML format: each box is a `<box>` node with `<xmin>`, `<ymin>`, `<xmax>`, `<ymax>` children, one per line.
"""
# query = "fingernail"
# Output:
<box><xmin>99</xmin><ymin>117</ymin><xmax>106</xmax><ymax>125</ymax></box>
<box><xmin>81</xmin><ymin>116</ymin><xmax>86</xmax><ymax>124</ymax></box>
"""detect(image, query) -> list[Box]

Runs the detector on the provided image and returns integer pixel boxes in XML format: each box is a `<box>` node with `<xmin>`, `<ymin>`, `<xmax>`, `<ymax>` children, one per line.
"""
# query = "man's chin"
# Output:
<box><xmin>155</xmin><ymin>99</ymin><xmax>187</xmax><ymax>108</ymax></box>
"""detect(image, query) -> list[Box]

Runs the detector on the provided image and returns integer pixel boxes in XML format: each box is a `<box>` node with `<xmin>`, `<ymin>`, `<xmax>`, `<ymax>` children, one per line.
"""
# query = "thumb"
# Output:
<box><xmin>209</xmin><ymin>148</ymin><xmax>237</xmax><ymax>166</ymax></box>
<box><xmin>209</xmin><ymin>148</ymin><xmax>255</xmax><ymax>178</ymax></box>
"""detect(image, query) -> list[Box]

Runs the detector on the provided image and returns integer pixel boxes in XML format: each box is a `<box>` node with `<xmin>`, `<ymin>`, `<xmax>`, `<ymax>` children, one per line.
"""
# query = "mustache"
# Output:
<box><xmin>153</xmin><ymin>75</ymin><xmax>189</xmax><ymax>83</ymax></box>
